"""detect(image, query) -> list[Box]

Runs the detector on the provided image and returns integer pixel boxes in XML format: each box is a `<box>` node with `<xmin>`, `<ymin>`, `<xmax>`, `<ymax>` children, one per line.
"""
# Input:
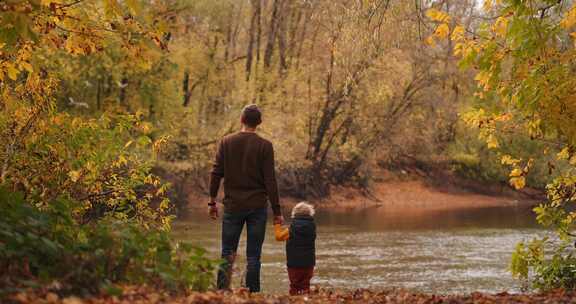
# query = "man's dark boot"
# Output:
<box><xmin>216</xmin><ymin>253</ymin><xmax>236</xmax><ymax>290</ymax></box>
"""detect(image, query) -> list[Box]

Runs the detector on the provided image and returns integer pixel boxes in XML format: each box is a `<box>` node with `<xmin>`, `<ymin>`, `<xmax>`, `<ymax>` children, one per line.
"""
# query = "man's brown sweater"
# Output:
<box><xmin>209</xmin><ymin>132</ymin><xmax>281</xmax><ymax>216</ymax></box>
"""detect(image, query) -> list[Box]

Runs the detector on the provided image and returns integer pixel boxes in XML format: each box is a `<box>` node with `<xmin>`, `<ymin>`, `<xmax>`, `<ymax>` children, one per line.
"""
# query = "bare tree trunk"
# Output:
<box><xmin>96</xmin><ymin>77</ymin><xmax>102</xmax><ymax>111</ymax></box>
<box><xmin>149</xmin><ymin>103</ymin><xmax>156</xmax><ymax>121</ymax></box>
<box><xmin>308</xmin><ymin>35</ymin><xmax>337</xmax><ymax>161</ymax></box>
<box><xmin>277</xmin><ymin>4</ymin><xmax>289</xmax><ymax>73</ymax></box>
<box><xmin>246</xmin><ymin>0</ymin><xmax>261</xmax><ymax>81</ymax></box>
<box><xmin>230</xmin><ymin>1</ymin><xmax>244</xmax><ymax>60</ymax></box>
<box><xmin>264</xmin><ymin>0</ymin><xmax>283</xmax><ymax>69</ymax></box>
<box><xmin>224</xmin><ymin>7</ymin><xmax>233</xmax><ymax>61</ymax></box>
<box><xmin>182</xmin><ymin>70</ymin><xmax>192</xmax><ymax>107</ymax></box>
<box><xmin>443</xmin><ymin>0</ymin><xmax>452</xmax><ymax>90</ymax></box>
<box><xmin>255</xmin><ymin>0</ymin><xmax>262</xmax><ymax>65</ymax></box>
<box><xmin>119</xmin><ymin>76</ymin><xmax>128</xmax><ymax>110</ymax></box>
<box><xmin>295</xmin><ymin>6</ymin><xmax>315</xmax><ymax>69</ymax></box>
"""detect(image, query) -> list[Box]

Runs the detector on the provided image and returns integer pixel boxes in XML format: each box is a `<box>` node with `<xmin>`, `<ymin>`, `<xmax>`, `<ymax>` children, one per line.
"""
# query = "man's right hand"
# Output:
<box><xmin>208</xmin><ymin>200</ymin><xmax>219</xmax><ymax>219</ymax></box>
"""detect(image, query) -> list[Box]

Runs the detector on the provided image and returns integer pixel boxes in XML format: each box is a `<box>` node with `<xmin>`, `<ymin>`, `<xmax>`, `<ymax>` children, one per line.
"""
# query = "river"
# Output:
<box><xmin>172</xmin><ymin>203</ymin><xmax>545</xmax><ymax>294</ymax></box>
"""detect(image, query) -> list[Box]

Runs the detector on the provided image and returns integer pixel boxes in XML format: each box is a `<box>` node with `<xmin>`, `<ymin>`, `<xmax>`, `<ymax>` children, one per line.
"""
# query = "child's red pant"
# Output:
<box><xmin>287</xmin><ymin>267</ymin><xmax>314</xmax><ymax>295</ymax></box>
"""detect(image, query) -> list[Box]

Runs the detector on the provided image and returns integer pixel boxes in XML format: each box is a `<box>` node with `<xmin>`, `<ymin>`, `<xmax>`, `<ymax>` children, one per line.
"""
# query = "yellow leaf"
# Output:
<box><xmin>42</xmin><ymin>0</ymin><xmax>64</xmax><ymax>6</ymax></box>
<box><xmin>483</xmin><ymin>0</ymin><xmax>493</xmax><ymax>12</ymax></box>
<box><xmin>104</xmin><ymin>0</ymin><xmax>123</xmax><ymax>18</ymax></box>
<box><xmin>425</xmin><ymin>36</ymin><xmax>436</xmax><ymax>47</ymax></box>
<box><xmin>451</xmin><ymin>25</ymin><xmax>465</xmax><ymax>41</ymax></box>
<box><xmin>156</xmin><ymin>186</ymin><xmax>166</xmax><ymax>196</ymax></box>
<box><xmin>69</xmin><ymin>170</ymin><xmax>81</xmax><ymax>183</ymax></box>
<box><xmin>474</xmin><ymin>70</ymin><xmax>492</xmax><ymax>91</ymax></box>
<box><xmin>493</xmin><ymin>17</ymin><xmax>508</xmax><ymax>36</ymax></box>
<box><xmin>453</xmin><ymin>42</ymin><xmax>465</xmax><ymax>56</ymax></box>
<box><xmin>158</xmin><ymin>198</ymin><xmax>171</xmax><ymax>212</ymax></box>
<box><xmin>7</xmin><ymin>64</ymin><xmax>19</xmax><ymax>80</ymax></box>
<box><xmin>510</xmin><ymin>168</ymin><xmax>523</xmax><ymax>177</ymax></box>
<box><xmin>426</xmin><ymin>8</ymin><xmax>451</xmax><ymax>23</ymax></box>
<box><xmin>486</xmin><ymin>134</ymin><xmax>499</xmax><ymax>149</ymax></box>
<box><xmin>501</xmin><ymin>155</ymin><xmax>520</xmax><ymax>165</ymax></box>
<box><xmin>510</xmin><ymin>176</ymin><xmax>526</xmax><ymax>190</ymax></box>
<box><xmin>117</xmin><ymin>155</ymin><xmax>128</xmax><ymax>166</ymax></box>
<box><xmin>495</xmin><ymin>113</ymin><xmax>512</xmax><ymax>122</ymax></box>
<box><xmin>140</xmin><ymin>122</ymin><xmax>152</xmax><ymax>134</ymax></box>
<box><xmin>561</xmin><ymin>6</ymin><xmax>576</xmax><ymax>29</ymax></box>
<box><xmin>434</xmin><ymin>23</ymin><xmax>451</xmax><ymax>40</ymax></box>
<box><xmin>557</xmin><ymin>147</ymin><xmax>570</xmax><ymax>160</ymax></box>
<box><xmin>20</xmin><ymin>62</ymin><xmax>33</xmax><ymax>73</ymax></box>
<box><xmin>137</xmin><ymin>58</ymin><xmax>152</xmax><ymax>70</ymax></box>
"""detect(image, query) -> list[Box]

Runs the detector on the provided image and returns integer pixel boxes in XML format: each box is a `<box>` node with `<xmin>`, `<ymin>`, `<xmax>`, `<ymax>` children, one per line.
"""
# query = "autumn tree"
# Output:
<box><xmin>430</xmin><ymin>0</ymin><xmax>576</xmax><ymax>289</ymax></box>
<box><xmin>0</xmin><ymin>0</ymin><xmax>173</xmax><ymax>225</ymax></box>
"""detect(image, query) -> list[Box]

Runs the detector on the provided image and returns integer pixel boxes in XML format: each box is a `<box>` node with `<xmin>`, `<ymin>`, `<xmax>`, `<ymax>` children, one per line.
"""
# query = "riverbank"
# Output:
<box><xmin>8</xmin><ymin>287</ymin><xmax>576</xmax><ymax>304</ymax></box>
<box><xmin>184</xmin><ymin>167</ymin><xmax>539</xmax><ymax>214</ymax></box>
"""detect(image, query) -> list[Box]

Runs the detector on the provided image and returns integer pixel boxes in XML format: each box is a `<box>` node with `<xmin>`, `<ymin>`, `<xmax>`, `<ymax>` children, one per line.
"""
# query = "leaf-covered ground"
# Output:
<box><xmin>6</xmin><ymin>287</ymin><xmax>576</xmax><ymax>304</ymax></box>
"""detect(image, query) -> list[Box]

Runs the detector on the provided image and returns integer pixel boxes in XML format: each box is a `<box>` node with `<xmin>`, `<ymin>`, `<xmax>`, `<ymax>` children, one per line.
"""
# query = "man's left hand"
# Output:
<box><xmin>273</xmin><ymin>215</ymin><xmax>284</xmax><ymax>225</ymax></box>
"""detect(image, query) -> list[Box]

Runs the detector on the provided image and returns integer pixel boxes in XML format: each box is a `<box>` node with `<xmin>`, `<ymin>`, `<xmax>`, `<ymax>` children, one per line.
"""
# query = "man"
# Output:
<box><xmin>209</xmin><ymin>104</ymin><xmax>284</xmax><ymax>293</ymax></box>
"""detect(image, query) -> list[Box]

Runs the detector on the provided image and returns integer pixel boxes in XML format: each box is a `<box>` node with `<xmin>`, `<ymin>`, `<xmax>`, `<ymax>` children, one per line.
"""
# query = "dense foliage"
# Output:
<box><xmin>0</xmin><ymin>0</ymin><xmax>174</xmax><ymax>225</ymax></box>
<box><xmin>0</xmin><ymin>0</ymin><xmax>215</xmax><ymax>296</ymax></box>
<box><xmin>0</xmin><ymin>188</ymin><xmax>215</xmax><ymax>296</ymax></box>
<box><xmin>430</xmin><ymin>0</ymin><xmax>576</xmax><ymax>290</ymax></box>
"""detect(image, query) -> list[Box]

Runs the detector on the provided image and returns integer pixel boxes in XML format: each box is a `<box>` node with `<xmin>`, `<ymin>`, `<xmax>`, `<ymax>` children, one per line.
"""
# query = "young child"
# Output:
<box><xmin>274</xmin><ymin>202</ymin><xmax>316</xmax><ymax>295</ymax></box>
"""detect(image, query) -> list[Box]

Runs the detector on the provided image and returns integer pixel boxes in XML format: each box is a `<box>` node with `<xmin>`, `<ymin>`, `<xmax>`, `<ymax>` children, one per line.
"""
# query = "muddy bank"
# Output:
<box><xmin>183</xmin><ymin>176</ymin><xmax>538</xmax><ymax>216</ymax></box>
<box><xmin>312</xmin><ymin>180</ymin><xmax>535</xmax><ymax>212</ymax></box>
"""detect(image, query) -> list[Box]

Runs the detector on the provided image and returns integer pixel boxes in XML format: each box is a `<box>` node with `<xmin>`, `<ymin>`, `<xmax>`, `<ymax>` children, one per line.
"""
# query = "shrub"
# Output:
<box><xmin>511</xmin><ymin>238</ymin><xmax>576</xmax><ymax>290</ymax></box>
<box><xmin>0</xmin><ymin>187</ymin><xmax>216</xmax><ymax>296</ymax></box>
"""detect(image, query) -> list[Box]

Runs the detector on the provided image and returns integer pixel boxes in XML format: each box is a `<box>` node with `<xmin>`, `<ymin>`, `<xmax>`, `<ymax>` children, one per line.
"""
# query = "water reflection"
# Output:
<box><xmin>317</xmin><ymin>205</ymin><xmax>539</xmax><ymax>230</ymax></box>
<box><xmin>172</xmin><ymin>204</ymin><xmax>545</xmax><ymax>294</ymax></box>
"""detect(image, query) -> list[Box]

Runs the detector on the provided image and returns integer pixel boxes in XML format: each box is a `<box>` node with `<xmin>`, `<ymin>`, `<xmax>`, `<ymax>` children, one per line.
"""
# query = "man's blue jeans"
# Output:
<box><xmin>217</xmin><ymin>208</ymin><xmax>267</xmax><ymax>292</ymax></box>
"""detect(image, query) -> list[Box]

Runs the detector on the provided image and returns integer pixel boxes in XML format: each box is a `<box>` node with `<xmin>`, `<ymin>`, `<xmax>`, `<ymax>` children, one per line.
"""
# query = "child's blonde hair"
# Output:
<box><xmin>291</xmin><ymin>202</ymin><xmax>315</xmax><ymax>218</ymax></box>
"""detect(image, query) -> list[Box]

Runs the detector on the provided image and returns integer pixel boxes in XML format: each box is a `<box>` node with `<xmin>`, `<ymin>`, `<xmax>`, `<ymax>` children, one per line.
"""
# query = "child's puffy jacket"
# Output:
<box><xmin>286</xmin><ymin>215</ymin><xmax>316</xmax><ymax>268</ymax></box>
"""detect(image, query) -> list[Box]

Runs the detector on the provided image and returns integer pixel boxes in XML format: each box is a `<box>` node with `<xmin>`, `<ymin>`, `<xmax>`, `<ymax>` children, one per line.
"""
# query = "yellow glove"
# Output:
<box><xmin>274</xmin><ymin>224</ymin><xmax>289</xmax><ymax>241</ymax></box>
